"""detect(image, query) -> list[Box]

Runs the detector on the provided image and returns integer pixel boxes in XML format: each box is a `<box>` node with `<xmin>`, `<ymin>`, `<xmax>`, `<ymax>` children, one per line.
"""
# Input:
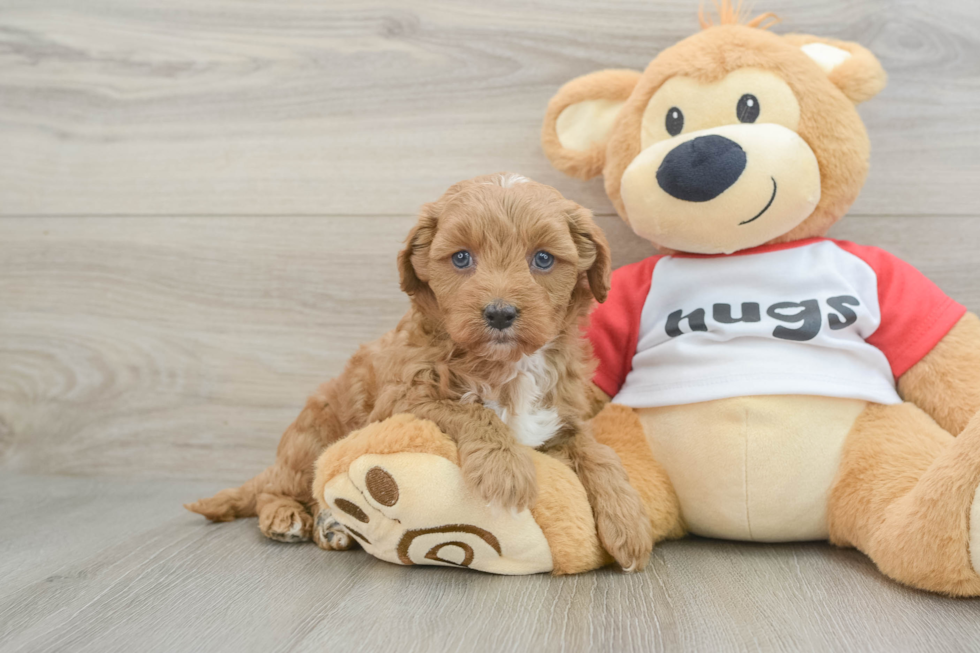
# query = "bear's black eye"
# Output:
<box><xmin>737</xmin><ymin>94</ymin><xmax>760</xmax><ymax>123</ymax></box>
<box><xmin>451</xmin><ymin>250</ymin><xmax>472</xmax><ymax>269</ymax></box>
<box><xmin>665</xmin><ymin>107</ymin><xmax>684</xmax><ymax>136</ymax></box>
<box><xmin>532</xmin><ymin>251</ymin><xmax>555</xmax><ymax>271</ymax></box>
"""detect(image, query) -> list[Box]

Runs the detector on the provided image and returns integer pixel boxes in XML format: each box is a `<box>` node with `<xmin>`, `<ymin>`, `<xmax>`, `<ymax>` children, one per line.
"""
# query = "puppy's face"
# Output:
<box><xmin>400</xmin><ymin>174</ymin><xmax>610</xmax><ymax>362</ymax></box>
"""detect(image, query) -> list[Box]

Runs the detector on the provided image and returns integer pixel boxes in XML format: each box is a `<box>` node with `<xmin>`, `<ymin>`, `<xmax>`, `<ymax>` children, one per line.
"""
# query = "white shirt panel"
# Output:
<box><xmin>612</xmin><ymin>241</ymin><xmax>902</xmax><ymax>408</ymax></box>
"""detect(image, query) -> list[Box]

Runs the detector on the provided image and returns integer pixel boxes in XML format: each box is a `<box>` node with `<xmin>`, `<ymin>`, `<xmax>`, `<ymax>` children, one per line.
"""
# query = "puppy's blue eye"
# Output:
<box><xmin>452</xmin><ymin>251</ymin><xmax>472</xmax><ymax>269</ymax></box>
<box><xmin>532</xmin><ymin>251</ymin><xmax>555</xmax><ymax>270</ymax></box>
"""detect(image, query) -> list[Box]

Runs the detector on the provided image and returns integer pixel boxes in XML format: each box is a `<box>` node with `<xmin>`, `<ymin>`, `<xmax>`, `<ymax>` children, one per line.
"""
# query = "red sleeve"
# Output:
<box><xmin>587</xmin><ymin>256</ymin><xmax>661</xmax><ymax>397</ymax></box>
<box><xmin>834</xmin><ymin>240</ymin><xmax>967</xmax><ymax>378</ymax></box>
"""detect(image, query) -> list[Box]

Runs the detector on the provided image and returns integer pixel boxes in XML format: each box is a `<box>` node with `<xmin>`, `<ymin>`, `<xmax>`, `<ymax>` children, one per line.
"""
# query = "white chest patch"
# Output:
<box><xmin>485</xmin><ymin>350</ymin><xmax>562</xmax><ymax>449</ymax></box>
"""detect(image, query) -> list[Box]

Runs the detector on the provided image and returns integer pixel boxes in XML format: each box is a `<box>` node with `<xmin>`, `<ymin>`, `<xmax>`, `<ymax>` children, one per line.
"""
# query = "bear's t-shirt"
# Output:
<box><xmin>589</xmin><ymin>237</ymin><xmax>966</xmax><ymax>408</ymax></box>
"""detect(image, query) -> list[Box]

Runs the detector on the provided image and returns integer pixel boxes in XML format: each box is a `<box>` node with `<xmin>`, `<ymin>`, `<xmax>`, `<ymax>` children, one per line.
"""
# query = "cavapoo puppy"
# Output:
<box><xmin>187</xmin><ymin>173</ymin><xmax>653</xmax><ymax>570</ymax></box>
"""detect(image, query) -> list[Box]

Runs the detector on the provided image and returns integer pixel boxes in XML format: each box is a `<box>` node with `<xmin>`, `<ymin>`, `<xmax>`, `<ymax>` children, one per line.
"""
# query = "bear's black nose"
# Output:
<box><xmin>656</xmin><ymin>135</ymin><xmax>747</xmax><ymax>202</ymax></box>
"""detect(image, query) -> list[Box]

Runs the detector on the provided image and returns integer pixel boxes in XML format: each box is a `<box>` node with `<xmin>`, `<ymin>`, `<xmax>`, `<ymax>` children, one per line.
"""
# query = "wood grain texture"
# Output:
<box><xmin>2</xmin><ymin>215</ymin><xmax>977</xmax><ymax>481</ymax></box>
<box><xmin>2</xmin><ymin>1</ymin><xmax>980</xmax><ymax>649</ymax></box>
<box><xmin>0</xmin><ymin>0</ymin><xmax>978</xmax><ymax>216</ymax></box>
<box><xmin>1</xmin><ymin>474</ymin><xmax>978</xmax><ymax>653</ymax></box>
<box><xmin>0</xmin><ymin>216</ymin><xmax>412</xmax><ymax>480</ymax></box>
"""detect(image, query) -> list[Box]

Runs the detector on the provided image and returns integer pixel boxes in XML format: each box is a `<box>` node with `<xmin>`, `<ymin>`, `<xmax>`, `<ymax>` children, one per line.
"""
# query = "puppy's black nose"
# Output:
<box><xmin>656</xmin><ymin>135</ymin><xmax>746</xmax><ymax>202</ymax></box>
<box><xmin>483</xmin><ymin>303</ymin><xmax>518</xmax><ymax>331</ymax></box>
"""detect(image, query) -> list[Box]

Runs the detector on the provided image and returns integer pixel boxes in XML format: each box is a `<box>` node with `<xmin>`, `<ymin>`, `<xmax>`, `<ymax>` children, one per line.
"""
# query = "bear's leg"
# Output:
<box><xmin>591</xmin><ymin>404</ymin><xmax>686</xmax><ymax>544</ymax></box>
<box><xmin>828</xmin><ymin>402</ymin><xmax>980</xmax><ymax>596</ymax></box>
<box><xmin>313</xmin><ymin>414</ymin><xmax>608</xmax><ymax>574</ymax></box>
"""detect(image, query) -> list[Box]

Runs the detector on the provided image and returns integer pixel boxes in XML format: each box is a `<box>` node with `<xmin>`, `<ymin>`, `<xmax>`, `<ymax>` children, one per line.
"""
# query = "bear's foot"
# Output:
<box><xmin>312</xmin><ymin>415</ymin><xmax>555</xmax><ymax>574</ymax></box>
<box><xmin>311</xmin><ymin>414</ymin><xmax>615</xmax><ymax>575</ymax></box>
<box><xmin>830</xmin><ymin>403</ymin><xmax>980</xmax><ymax>596</ymax></box>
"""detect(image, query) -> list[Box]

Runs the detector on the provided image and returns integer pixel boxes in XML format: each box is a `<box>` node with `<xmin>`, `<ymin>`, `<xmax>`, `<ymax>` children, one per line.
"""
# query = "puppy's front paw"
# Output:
<box><xmin>595</xmin><ymin>490</ymin><xmax>654</xmax><ymax>573</ymax></box>
<box><xmin>461</xmin><ymin>444</ymin><xmax>538</xmax><ymax>512</ymax></box>
<box><xmin>313</xmin><ymin>509</ymin><xmax>355</xmax><ymax>551</ymax></box>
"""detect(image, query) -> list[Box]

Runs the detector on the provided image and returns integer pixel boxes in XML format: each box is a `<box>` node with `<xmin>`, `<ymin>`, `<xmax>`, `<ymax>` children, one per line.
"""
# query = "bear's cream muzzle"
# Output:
<box><xmin>620</xmin><ymin>123</ymin><xmax>821</xmax><ymax>254</ymax></box>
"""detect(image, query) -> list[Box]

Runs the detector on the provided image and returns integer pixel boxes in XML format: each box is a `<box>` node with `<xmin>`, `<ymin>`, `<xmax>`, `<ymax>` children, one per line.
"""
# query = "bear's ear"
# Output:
<box><xmin>783</xmin><ymin>34</ymin><xmax>887</xmax><ymax>104</ymax></box>
<box><xmin>541</xmin><ymin>69</ymin><xmax>642</xmax><ymax>180</ymax></box>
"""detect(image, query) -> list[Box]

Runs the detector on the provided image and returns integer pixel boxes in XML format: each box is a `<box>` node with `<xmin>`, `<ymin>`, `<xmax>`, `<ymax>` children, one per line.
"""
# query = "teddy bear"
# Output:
<box><xmin>312</xmin><ymin>3</ymin><xmax>980</xmax><ymax>595</ymax></box>
<box><xmin>537</xmin><ymin>3</ymin><xmax>980</xmax><ymax>595</ymax></box>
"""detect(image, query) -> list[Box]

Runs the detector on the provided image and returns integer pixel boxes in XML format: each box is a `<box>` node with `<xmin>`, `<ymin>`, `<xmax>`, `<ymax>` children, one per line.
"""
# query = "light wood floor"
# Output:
<box><xmin>1</xmin><ymin>1</ymin><xmax>979</xmax><ymax>651</ymax></box>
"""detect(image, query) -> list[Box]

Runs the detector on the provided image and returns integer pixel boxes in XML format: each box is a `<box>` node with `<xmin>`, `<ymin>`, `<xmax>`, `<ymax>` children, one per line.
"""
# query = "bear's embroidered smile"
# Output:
<box><xmin>739</xmin><ymin>177</ymin><xmax>777</xmax><ymax>226</ymax></box>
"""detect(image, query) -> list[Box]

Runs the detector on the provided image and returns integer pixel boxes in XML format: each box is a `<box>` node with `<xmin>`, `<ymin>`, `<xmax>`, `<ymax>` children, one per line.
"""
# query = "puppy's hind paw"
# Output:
<box><xmin>313</xmin><ymin>509</ymin><xmax>355</xmax><ymax>551</ymax></box>
<box><xmin>260</xmin><ymin>502</ymin><xmax>312</xmax><ymax>543</ymax></box>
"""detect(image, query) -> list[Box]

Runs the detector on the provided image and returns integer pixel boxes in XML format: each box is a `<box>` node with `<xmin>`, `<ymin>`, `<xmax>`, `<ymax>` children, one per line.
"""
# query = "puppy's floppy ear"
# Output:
<box><xmin>784</xmin><ymin>34</ymin><xmax>887</xmax><ymax>104</ymax></box>
<box><xmin>542</xmin><ymin>69</ymin><xmax>642</xmax><ymax>181</ymax></box>
<box><xmin>398</xmin><ymin>204</ymin><xmax>439</xmax><ymax>296</ymax></box>
<box><xmin>565</xmin><ymin>203</ymin><xmax>612</xmax><ymax>303</ymax></box>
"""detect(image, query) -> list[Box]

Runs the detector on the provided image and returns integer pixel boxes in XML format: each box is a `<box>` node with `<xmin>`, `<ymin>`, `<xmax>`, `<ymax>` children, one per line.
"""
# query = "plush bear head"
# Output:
<box><xmin>542</xmin><ymin>3</ymin><xmax>887</xmax><ymax>255</ymax></box>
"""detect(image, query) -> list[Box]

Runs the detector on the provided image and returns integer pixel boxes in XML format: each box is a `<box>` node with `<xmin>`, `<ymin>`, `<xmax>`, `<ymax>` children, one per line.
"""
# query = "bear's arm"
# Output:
<box><xmin>898</xmin><ymin>312</ymin><xmax>980</xmax><ymax>436</ymax></box>
<box><xmin>832</xmin><ymin>240</ymin><xmax>974</xmax><ymax>433</ymax></box>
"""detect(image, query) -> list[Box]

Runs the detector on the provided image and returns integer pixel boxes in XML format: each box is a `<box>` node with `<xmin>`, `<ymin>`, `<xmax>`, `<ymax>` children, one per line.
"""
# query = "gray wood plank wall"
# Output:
<box><xmin>2</xmin><ymin>0</ymin><xmax>978</xmax><ymax>481</ymax></box>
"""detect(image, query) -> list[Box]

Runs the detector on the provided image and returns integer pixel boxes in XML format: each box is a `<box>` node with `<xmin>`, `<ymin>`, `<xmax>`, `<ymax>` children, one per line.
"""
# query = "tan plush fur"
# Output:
<box><xmin>697</xmin><ymin>1</ymin><xmax>780</xmax><ymax>30</ymax></box>
<box><xmin>311</xmin><ymin>411</ymin><xmax>612</xmax><ymax>574</ymax></box>
<box><xmin>187</xmin><ymin>174</ymin><xmax>653</xmax><ymax>570</ymax></box>
<box><xmin>899</xmin><ymin>313</ymin><xmax>980</xmax><ymax>437</ymax></box>
<box><xmin>829</xmin><ymin>405</ymin><xmax>980</xmax><ymax>596</ymax></box>
<box><xmin>780</xmin><ymin>33</ymin><xmax>888</xmax><ymax>104</ymax></box>
<box><xmin>541</xmin><ymin>16</ymin><xmax>885</xmax><ymax>254</ymax></box>
<box><xmin>307</xmin><ymin>406</ymin><xmax>670</xmax><ymax>575</ymax></box>
<box><xmin>541</xmin><ymin>69</ymin><xmax>642</xmax><ymax>181</ymax></box>
<box><xmin>310</xmin><ymin>413</ymin><xmax>460</xmax><ymax>506</ymax></box>
<box><xmin>543</xmin><ymin>2</ymin><xmax>980</xmax><ymax>593</ymax></box>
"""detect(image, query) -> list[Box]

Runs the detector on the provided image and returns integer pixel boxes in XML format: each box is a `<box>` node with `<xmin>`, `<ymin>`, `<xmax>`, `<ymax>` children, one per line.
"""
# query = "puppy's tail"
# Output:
<box><xmin>184</xmin><ymin>467</ymin><xmax>270</xmax><ymax>522</ymax></box>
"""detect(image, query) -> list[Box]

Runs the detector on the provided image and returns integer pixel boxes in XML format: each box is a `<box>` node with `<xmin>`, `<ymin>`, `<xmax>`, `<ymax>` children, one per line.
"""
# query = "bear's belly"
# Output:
<box><xmin>635</xmin><ymin>395</ymin><xmax>868</xmax><ymax>542</ymax></box>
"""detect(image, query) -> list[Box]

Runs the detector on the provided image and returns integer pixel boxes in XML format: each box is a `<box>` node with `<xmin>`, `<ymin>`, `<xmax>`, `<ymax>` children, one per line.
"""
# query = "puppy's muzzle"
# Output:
<box><xmin>483</xmin><ymin>302</ymin><xmax>519</xmax><ymax>331</ymax></box>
